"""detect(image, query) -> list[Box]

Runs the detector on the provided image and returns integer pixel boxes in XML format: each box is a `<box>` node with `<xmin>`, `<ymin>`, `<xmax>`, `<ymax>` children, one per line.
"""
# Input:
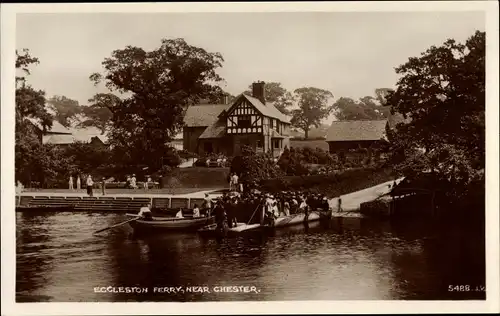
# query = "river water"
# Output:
<box><xmin>16</xmin><ymin>211</ymin><xmax>485</xmax><ymax>302</ymax></box>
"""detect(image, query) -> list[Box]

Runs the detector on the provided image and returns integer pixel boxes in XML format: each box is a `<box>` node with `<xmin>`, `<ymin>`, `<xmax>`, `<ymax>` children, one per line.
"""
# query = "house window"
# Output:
<box><xmin>270</xmin><ymin>118</ymin><xmax>274</xmax><ymax>129</ymax></box>
<box><xmin>237</xmin><ymin>116</ymin><xmax>251</xmax><ymax>128</ymax></box>
<box><xmin>256</xmin><ymin>140</ymin><xmax>262</xmax><ymax>148</ymax></box>
<box><xmin>273</xmin><ymin>139</ymin><xmax>280</xmax><ymax>149</ymax></box>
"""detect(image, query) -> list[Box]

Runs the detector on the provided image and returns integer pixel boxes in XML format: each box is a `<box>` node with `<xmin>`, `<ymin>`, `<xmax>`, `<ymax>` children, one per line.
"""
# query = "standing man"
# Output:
<box><xmin>231</xmin><ymin>173</ymin><xmax>239</xmax><ymax>192</ymax></box>
<box><xmin>203</xmin><ymin>193</ymin><xmax>213</xmax><ymax>217</ymax></box>
<box><xmin>86</xmin><ymin>175</ymin><xmax>94</xmax><ymax>197</ymax></box>
<box><xmin>131</xmin><ymin>174</ymin><xmax>137</xmax><ymax>189</ymax></box>
<box><xmin>76</xmin><ymin>175</ymin><xmax>81</xmax><ymax>190</ymax></box>
<box><xmin>101</xmin><ymin>177</ymin><xmax>106</xmax><ymax>196</ymax></box>
<box><xmin>69</xmin><ymin>175</ymin><xmax>74</xmax><ymax>190</ymax></box>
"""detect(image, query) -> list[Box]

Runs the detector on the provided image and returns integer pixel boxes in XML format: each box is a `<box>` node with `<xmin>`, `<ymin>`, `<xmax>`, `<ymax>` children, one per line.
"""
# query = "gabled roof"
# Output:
<box><xmin>43</xmin><ymin>134</ymin><xmax>105</xmax><ymax>145</ymax></box>
<box><xmin>326</xmin><ymin>120</ymin><xmax>388</xmax><ymax>142</ymax></box>
<box><xmin>242</xmin><ymin>94</ymin><xmax>291</xmax><ymax>124</ymax></box>
<box><xmin>199</xmin><ymin>120</ymin><xmax>226</xmax><ymax>139</ymax></box>
<box><xmin>27</xmin><ymin>118</ymin><xmax>72</xmax><ymax>134</ymax></box>
<box><xmin>183</xmin><ymin>104</ymin><xmax>229</xmax><ymax>127</ymax></box>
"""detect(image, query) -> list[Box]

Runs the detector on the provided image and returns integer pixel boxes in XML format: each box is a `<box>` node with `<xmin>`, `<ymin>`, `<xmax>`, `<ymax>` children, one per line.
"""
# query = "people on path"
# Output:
<box><xmin>16</xmin><ymin>181</ymin><xmax>24</xmax><ymax>206</ymax></box>
<box><xmin>231</xmin><ymin>173</ymin><xmax>239</xmax><ymax>192</ymax></box>
<box><xmin>69</xmin><ymin>176</ymin><xmax>74</xmax><ymax>190</ymax></box>
<box><xmin>101</xmin><ymin>177</ymin><xmax>106</xmax><ymax>196</ymax></box>
<box><xmin>337</xmin><ymin>197</ymin><xmax>343</xmax><ymax>212</ymax></box>
<box><xmin>138</xmin><ymin>203</ymin><xmax>153</xmax><ymax>221</ymax></box>
<box><xmin>76</xmin><ymin>175</ymin><xmax>81</xmax><ymax>190</ymax></box>
<box><xmin>86</xmin><ymin>175</ymin><xmax>94</xmax><ymax>197</ymax></box>
<box><xmin>131</xmin><ymin>174</ymin><xmax>137</xmax><ymax>189</ymax></box>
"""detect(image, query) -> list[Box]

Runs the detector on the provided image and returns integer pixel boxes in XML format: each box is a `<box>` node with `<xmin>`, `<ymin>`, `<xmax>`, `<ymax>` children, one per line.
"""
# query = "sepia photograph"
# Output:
<box><xmin>1</xmin><ymin>1</ymin><xmax>499</xmax><ymax>315</ymax></box>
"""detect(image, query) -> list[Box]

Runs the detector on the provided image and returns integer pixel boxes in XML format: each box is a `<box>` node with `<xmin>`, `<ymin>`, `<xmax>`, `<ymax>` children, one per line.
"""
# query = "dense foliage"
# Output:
<box><xmin>386</xmin><ymin>30</ymin><xmax>485</xmax><ymax>199</ymax></box>
<box><xmin>90</xmin><ymin>38</ymin><xmax>225</xmax><ymax>172</ymax></box>
<box><xmin>290</xmin><ymin>87</ymin><xmax>334</xmax><ymax>139</ymax></box>
<box><xmin>333</xmin><ymin>89</ymin><xmax>392</xmax><ymax>121</ymax></box>
<box><xmin>230</xmin><ymin>146</ymin><xmax>284</xmax><ymax>188</ymax></box>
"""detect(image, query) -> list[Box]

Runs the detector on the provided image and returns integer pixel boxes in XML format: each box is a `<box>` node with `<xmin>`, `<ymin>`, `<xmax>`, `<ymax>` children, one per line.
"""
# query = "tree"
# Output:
<box><xmin>386</xmin><ymin>30</ymin><xmax>485</xmax><ymax>195</ymax></box>
<box><xmin>15</xmin><ymin>49</ymin><xmax>55</xmax><ymax>184</ymax></box>
<box><xmin>290</xmin><ymin>87</ymin><xmax>334</xmax><ymax>139</ymax></box>
<box><xmin>244</xmin><ymin>82</ymin><xmax>294</xmax><ymax>115</ymax></box>
<box><xmin>46</xmin><ymin>95</ymin><xmax>82</xmax><ymax>127</ymax></box>
<box><xmin>90</xmin><ymin>38</ymin><xmax>225</xmax><ymax>171</ymax></box>
<box><xmin>78</xmin><ymin>93</ymin><xmax>117</xmax><ymax>132</ymax></box>
<box><xmin>333</xmin><ymin>91</ymin><xmax>392</xmax><ymax>121</ymax></box>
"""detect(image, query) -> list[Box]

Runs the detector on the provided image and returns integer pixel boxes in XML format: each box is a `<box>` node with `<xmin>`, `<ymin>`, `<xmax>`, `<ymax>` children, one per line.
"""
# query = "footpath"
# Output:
<box><xmin>327</xmin><ymin>178</ymin><xmax>403</xmax><ymax>213</ymax></box>
<box><xmin>18</xmin><ymin>178</ymin><xmax>403</xmax><ymax>211</ymax></box>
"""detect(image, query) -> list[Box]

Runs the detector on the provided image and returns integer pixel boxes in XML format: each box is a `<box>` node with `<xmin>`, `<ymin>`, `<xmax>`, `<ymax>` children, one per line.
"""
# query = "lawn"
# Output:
<box><xmin>290</xmin><ymin>139</ymin><xmax>329</xmax><ymax>151</ymax></box>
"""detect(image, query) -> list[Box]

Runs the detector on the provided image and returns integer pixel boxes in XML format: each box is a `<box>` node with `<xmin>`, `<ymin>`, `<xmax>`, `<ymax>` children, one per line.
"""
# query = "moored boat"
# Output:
<box><xmin>125</xmin><ymin>213</ymin><xmax>214</xmax><ymax>233</ymax></box>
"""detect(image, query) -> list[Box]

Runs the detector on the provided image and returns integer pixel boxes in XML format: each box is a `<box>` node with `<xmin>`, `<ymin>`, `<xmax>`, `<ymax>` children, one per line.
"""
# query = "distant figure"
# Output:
<box><xmin>138</xmin><ymin>203</ymin><xmax>153</xmax><ymax>221</ymax></box>
<box><xmin>69</xmin><ymin>176</ymin><xmax>74</xmax><ymax>190</ymax></box>
<box><xmin>16</xmin><ymin>181</ymin><xmax>24</xmax><ymax>206</ymax></box>
<box><xmin>192</xmin><ymin>204</ymin><xmax>200</xmax><ymax>218</ymax></box>
<box><xmin>126</xmin><ymin>175</ymin><xmax>131</xmax><ymax>188</ymax></box>
<box><xmin>101</xmin><ymin>177</ymin><xmax>106</xmax><ymax>196</ymax></box>
<box><xmin>337</xmin><ymin>197</ymin><xmax>343</xmax><ymax>212</ymax></box>
<box><xmin>175</xmin><ymin>209</ymin><xmax>184</xmax><ymax>218</ymax></box>
<box><xmin>76</xmin><ymin>176</ymin><xmax>81</xmax><ymax>190</ymax></box>
<box><xmin>131</xmin><ymin>174</ymin><xmax>137</xmax><ymax>189</ymax></box>
<box><xmin>203</xmin><ymin>193</ymin><xmax>213</xmax><ymax>217</ymax></box>
<box><xmin>86</xmin><ymin>175</ymin><xmax>94</xmax><ymax>197</ymax></box>
<box><xmin>231</xmin><ymin>173</ymin><xmax>239</xmax><ymax>192</ymax></box>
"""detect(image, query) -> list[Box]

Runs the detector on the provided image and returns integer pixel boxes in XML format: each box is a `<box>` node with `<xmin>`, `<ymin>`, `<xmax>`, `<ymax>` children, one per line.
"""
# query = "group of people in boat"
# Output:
<box><xmin>135</xmin><ymin>189</ymin><xmax>337</xmax><ymax>231</ymax></box>
<box><xmin>210</xmin><ymin>189</ymin><xmax>333</xmax><ymax>230</ymax></box>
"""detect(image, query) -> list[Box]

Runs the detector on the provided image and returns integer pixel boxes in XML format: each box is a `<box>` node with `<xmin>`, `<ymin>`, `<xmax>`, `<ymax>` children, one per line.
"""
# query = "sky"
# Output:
<box><xmin>16</xmin><ymin>11</ymin><xmax>485</xmax><ymax>107</ymax></box>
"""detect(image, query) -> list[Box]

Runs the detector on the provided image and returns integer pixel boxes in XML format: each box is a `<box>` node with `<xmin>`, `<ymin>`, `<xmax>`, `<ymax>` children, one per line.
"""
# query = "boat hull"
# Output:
<box><xmin>126</xmin><ymin>213</ymin><xmax>214</xmax><ymax>233</ymax></box>
<box><xmin>198</xmin><ymin>210</ymin><xmax>332</xmax><ymax>238</ymax></box>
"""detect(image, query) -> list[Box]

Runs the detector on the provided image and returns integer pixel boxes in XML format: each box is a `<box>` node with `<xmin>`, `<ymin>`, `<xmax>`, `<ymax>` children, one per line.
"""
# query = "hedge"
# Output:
<box><xmin>259</xmin><ymin>167</ymin><xmax>395</xmax><ymax>197</ymax></box>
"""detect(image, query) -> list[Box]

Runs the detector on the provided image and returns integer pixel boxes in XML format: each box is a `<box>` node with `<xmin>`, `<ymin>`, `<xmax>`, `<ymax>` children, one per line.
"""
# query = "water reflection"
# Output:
<box><xmin>15</xmin><ymin>212</ymin><xmax>485</xmax><ymax>302</ymax></box>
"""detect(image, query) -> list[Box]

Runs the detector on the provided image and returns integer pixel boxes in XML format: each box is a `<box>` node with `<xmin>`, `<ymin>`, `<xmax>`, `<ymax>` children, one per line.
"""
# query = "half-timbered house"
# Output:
<box><xmin>183</xmin><ymin>81</ymin><xmax>291</xmax><ymax>157</ymax></box>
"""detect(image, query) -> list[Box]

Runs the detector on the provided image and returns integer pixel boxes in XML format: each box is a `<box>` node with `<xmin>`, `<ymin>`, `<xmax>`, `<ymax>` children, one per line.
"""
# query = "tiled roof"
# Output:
<box><xmin>27</xmin><ymin>118</ymin><xmax>72</xmax><ymax>134</ymax></box>
<box><xmin>183</xmin><ymin>104</ymin><xmax>229</xmax><ymax>127</ymax></box>
<box><xmin>199</xmin><ymin>120</ymin><xmax>226</xmax><ymax>139</ymax></box>
<box><xmin>326</xmin><ymin>120</ymin><xmax>388</xmax><ymax>142</ymax></box>
<box><xmin>243</xmin><ymin>94</ymin><xmax>291</xmax><ymax>123</ymax></box>
<box><xmin>43</xmin><ymin>134</ymin><xmax>106</xmax><ymax>145</ymax></box>
<box><xmin>269</xmin><ymin>128</ymin><xmax>285</xmax><ymax>138</ymax></box>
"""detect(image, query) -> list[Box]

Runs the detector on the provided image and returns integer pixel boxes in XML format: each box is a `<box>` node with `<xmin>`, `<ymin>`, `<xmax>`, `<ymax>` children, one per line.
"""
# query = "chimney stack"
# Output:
<box><xmin>252</xmin><ymin>81</ymin><xmax>266</xmax><ymax>104</ymax></box>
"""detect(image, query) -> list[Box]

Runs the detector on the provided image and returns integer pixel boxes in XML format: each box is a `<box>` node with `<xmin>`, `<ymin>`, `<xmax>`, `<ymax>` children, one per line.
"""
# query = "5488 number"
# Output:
<box><xmin>448</xmin><ymin>285</ymin><xmax>485</xmax><ymax>292</ymax></box>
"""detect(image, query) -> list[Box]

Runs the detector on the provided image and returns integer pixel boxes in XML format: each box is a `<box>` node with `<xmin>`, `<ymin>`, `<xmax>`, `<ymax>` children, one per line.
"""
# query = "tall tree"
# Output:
<box><xmin>290</xmin><ymin>87</ymin><xmax>334</xmax><ymax>139</ymax></box>
<box><xmin>90</xmin><ymin>38</ymin><xmax>225</xmax><ymax>171</ymax></box>
<box><xmin>244</xmin><ymin>81</ymin><xmax>294</xmax><ymax>114</ymax></box>
<box><xmin>386</xmin><ymin>30</ymin><xmax>485</xmax><ymax>193</ymax></box>
<box><xmin>333</xmin><ymin>91</ymin><xmax>392</xmax><ymax>121</ymax></box>
<box><xmin>77</xmin><ymin>93</ymin><xmax>117</xmax><ymax>132</ymax></box>
<box><xmin>46</xmin><ymin>95</ymin><xmax>82</xmax><ymax>127</ymax></box>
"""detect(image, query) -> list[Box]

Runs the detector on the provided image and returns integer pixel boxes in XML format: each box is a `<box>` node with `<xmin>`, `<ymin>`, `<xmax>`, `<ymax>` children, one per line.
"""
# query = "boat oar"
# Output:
<box><xmin>93</xmin><ymin>216</ymin><xmax>140</xmax><ymax>235</ymax></box>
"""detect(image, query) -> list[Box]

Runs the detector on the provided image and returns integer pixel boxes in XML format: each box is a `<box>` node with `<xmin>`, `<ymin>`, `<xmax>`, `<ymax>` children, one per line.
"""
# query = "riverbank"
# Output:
<box><xmin>16</xmin><ymin>177</ymin><xmax>402</xmax><ymax>213</ymax></box>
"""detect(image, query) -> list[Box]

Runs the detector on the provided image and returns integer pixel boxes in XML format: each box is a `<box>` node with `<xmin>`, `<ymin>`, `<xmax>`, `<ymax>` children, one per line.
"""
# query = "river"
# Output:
<box><xmin>15</xmin><ymin>211</ymin><xmax>485</xmax><ymax>302</ymax></box>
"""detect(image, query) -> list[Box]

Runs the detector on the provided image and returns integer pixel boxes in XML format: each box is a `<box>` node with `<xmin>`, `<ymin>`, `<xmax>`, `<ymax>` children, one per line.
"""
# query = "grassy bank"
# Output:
<box><xmin>260</xmin><ymin>167</ymin><xmax>396</xmax><ymax>198</ymax></box>
<box><xmin>161</xmin><ymin>166</ymin><xmax>230</xmax><ymax>189</ymax></box>
<box><xmin>290</xmin><ymin>139</ymin><xmax>329</xmax><ymax>151</ymax></box>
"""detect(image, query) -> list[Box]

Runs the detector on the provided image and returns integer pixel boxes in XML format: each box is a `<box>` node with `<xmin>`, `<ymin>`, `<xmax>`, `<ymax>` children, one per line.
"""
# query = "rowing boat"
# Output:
<box><xmin>125</xmin><ymin>213</ymin><xmax>215</xmax><ymax>233</ymax></box>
